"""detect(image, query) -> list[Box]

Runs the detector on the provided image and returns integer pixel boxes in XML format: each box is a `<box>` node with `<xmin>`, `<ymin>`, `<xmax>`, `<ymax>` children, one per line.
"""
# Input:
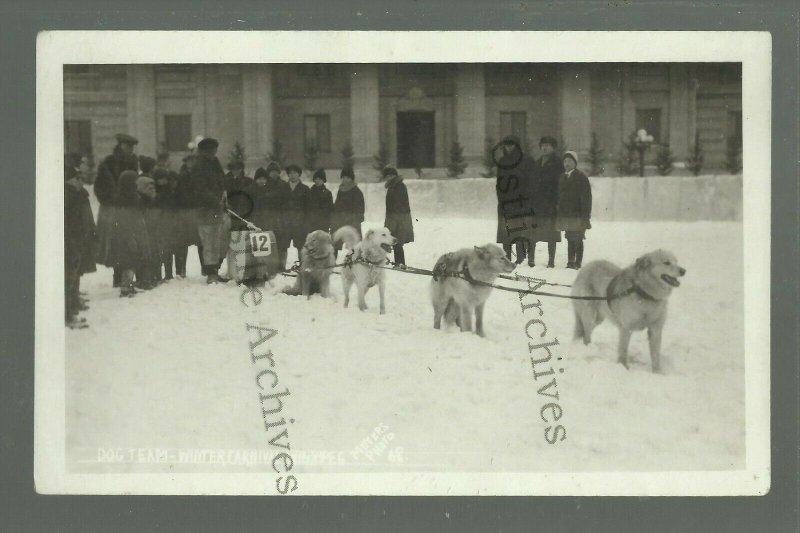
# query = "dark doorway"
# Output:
<box><xmin>396</xmin><ymin>111</ymin><xmax>435</xmax><ymax>168</ymax></box>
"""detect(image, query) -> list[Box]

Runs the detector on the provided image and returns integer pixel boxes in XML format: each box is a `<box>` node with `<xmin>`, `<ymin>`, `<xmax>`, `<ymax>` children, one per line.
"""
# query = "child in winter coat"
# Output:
<box><xmin>556</xmin><ymin>151</ymin><xmax>592</xmax><ymax>269</ymax></box>
<box><xmin>382</xmin><ymin>166</ymin><xmax>414</xmax><ymax>267</ymax></box>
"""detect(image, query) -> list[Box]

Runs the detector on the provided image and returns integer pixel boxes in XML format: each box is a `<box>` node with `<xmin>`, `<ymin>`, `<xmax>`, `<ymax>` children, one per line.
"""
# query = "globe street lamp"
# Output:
<box><xmin>634</xmin><ymin>128</ymin><xmax>655</xmax><ymax>177</ymax></box>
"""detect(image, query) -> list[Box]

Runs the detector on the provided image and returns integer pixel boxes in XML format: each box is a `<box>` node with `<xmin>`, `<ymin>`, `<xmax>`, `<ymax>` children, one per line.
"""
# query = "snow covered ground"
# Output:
<box><xmin>66</xmin><ymin>217</ymin><xmax>744</xmax><ymax>474</ymax></box>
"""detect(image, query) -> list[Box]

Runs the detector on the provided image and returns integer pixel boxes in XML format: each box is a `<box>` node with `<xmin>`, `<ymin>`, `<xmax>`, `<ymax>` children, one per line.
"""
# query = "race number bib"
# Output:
<box><xmin>249</xmin><ymin>232</ymin><xmax>272</xmax><ymax>257</ymax></box>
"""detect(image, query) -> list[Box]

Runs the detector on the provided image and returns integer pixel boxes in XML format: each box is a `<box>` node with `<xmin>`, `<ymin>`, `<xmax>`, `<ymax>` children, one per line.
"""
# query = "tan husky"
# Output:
<box><xmin>333</xmin><ymin>225</ymin><xmax>397</xmax><ymax>314</ymax></box>
<box><xmin>571</xmin><ymin>249</ymin><xmax>686</xmax><ymax>373</ymax></box>
<box><xmin>430</xmin><ymin>244</ymin><xmax>516</xmax><ymax>337</ymax></box>
<box><xmin>283</xmin><ymin>230</ymin><xmax>336</xmax><ymax>299</ymax></box>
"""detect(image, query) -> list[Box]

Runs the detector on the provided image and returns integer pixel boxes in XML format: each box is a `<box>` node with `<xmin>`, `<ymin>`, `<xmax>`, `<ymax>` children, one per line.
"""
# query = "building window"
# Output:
<box><xmin>635</xmin><ymin>108</ymin><xmax>662</xmax><ymax>143</ymax></box>
<box><xmin>164</xmin><ymin>114</ymin><xmax>192</xmax><ymax>152</ymax></box>
<box><xmin>304</xmin><ymin>114</ymin><xmax>331</xmax><ymax>153</ymax></box>
<box><xmin>499</xmin><ymin>112</ymin><xmax>527</xmax><ymax>148</ymax></box>
<box><xmin>64</xmin><ymin>120</ymin><xmax>92</xmax><ymax>157</ymax></box>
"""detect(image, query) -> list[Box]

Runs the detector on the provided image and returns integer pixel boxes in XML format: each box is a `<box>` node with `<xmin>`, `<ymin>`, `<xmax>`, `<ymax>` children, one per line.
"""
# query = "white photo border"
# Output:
<box><xmin>35</xmin><ymin>30</ymin><xmax>771</xmax><ymax>496</ymax></box>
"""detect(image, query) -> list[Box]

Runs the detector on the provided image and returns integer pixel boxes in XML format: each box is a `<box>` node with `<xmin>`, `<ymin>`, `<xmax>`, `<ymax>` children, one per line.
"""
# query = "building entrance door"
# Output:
<box><xmin>396</xmin><ymin>111</ymin><xmax>435</xmax><ymax>168</ymax></box>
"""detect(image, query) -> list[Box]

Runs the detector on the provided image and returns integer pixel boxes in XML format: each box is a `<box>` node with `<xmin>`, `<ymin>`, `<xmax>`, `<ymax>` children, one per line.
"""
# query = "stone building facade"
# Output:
<box><xmin>63</xmin><ymin>63</ymin><xmax>742</xmax><ymax>177</ymax></box>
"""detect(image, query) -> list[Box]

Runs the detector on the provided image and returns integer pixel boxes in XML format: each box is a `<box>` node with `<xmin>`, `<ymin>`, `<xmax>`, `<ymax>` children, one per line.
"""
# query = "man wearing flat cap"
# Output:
<box><xmin>190</xmin><ymin>137</ymin><xmax>229</xmax><ymax>283</ymax></box>
<box><xmin>94</xmin><ymin>133</ymin><xmax>140</xmax><ymax>287</ymax></box>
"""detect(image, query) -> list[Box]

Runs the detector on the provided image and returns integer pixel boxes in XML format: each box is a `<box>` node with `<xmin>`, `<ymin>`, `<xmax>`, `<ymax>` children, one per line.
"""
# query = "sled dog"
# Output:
<box><xmin>571</xmin><ymin>249</ymin><xmax>686</xmax><ymax>373</ymax></box>
<box><xmin>333</xmin><ymin>225</ymin><xmax>396</xmax><ymax>314</ymax></box>
<box><xmin>283</xmin><ymin>230</ymin><xmax>336</xmax><ymax>299</ymax></box>
<box><xmin>430</xmin><ymin>244</ymin><xmax>516</xmax><ymax>337</ymax></box>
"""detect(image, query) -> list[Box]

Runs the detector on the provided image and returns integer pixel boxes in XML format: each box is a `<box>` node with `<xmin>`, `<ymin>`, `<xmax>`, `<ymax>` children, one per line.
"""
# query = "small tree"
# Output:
<box><xmin>615</xmin><ymin>133</ymin><xmax>638</xmax><ymax>176</ymax></box>
<box><xmin>481</xmin><ymin>137</ymin><xmax>497</xmax><ymax>178</ymax></box>
<box><xmin>267</xmin><ymin>139</ymin><xmax>286</xmax><ymax>169</ymax></box>
<box><xmin>372</xmin><ymin>140</ymin><xmax>390</xmax><ymax>177</ymax></box>
<box><xmin>559</xmin><ymin>135</ymin><xmax>569</xmax><ymax>156</ymax></box>
<box><xmin>655</xmin><ymin>144</ymin><xmax>675</xmax><ymax>176</ymax></box>
<box><xmin>340</xmin><ymin>142</ymin><xmax>355</xmax><ymax>169</ymax></box>
<box><xmin>686</xmin><ymin>131</ymin><xmax>704</xmax><ymax>176</ymax></box>
<box><xmin>228</xmin><ymin>141</ymin><xmax>246</xmax><ymax>170</ymax></box>
<box><xmin>724</xmin><ymin>137</ymin><xmax>742</xmax><ymax>174</ymax></box>
<box><xmin>447</xmin><ymin>140</ymin><xmax>467</xmax><ymax>178</ymax></box>
<box><xmin>303</xmin><ymin>143</ymin><xmax>318</xmax><ymax>173</ymax></box>
<box><xmin>587</xmin><ymin>132</ymin><xmax>604</xmax><ymax>176</ymax></box>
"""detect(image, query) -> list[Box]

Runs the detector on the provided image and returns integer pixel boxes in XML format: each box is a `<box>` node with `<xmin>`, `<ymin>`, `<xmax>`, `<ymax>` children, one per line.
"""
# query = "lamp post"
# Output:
<box><xmin>633</xmin><ymin>128</ymin><xmax>655</xmax><ymax>177</ymax></box>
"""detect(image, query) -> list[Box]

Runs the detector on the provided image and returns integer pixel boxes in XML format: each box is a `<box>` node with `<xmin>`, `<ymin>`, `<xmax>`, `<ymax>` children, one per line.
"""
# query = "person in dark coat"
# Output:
<box><xmin>331</xmin><ymin>167</ymin><xmax>365</xmax><ymax>255</ymax></box>
<box><xmin>64</xmin><ymin>163</ymin><xmax>97</xmax><ymax>328</ymax></box>
<box><xmin>137</xmin><ymin>156</ymin><xmax>162</xmax><ymax>287</ymax></box>
<box><xmin>252</xmin><ymin>163</ymin><xmax>291</xmax><ymax>269</ymax></box>
<box><xmin>382</xmin><ymin>166</ymin><xmax>414</xmax><ymax>267</ymax></box>
<box><xmin>172</xmin><ymin>156</ymin><xmax>200</xmax><ymax>278</ymax></box>
<box><xmin>191</xmin><ymin>138</ymin><xmax>229</xmax><ymax>283</ymax></box>
<box><xmin>153</xmin><ymin>167</ymin><xmax>180</xmax><ymax>280</ymax></box>
<box><xmin>529</xmin><ymin>135</ymin><xmax>564</xmax><ymax>268</ymax></box>
<box><xmin>283</xmin><ymin>164</ymin><xmax>310</xmax><ymax>261</ymax></box>
<box><xmin>94</xmin><ymin>133</ymin><xmax>139</xmax><ymax>286</ymax></box>
<box><xmin>557</xmin><ymin>151</ymin><xmax>592</xmax><ymax>269</ymax></box>
<box><xmin>306</xmin><ymin>168</ymin><xmax>333</xmax><ymax>233</ymax></box>
<box><xmin>224</xmin><ymin>160</ymin><xmax>254</xmax><ymax>232</ymax></box>
<box><xmin>104</xmin><ymin>170</ymin><xmax>151</xmax><ymax>297</ymax></box>
<box><xmin>495</xmin><ymin>135</ymin><xmax>534</xmax><ymax>264</ymax></box>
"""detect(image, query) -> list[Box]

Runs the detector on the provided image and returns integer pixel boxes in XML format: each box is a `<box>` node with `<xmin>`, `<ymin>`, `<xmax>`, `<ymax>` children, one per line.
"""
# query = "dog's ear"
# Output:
<box><xmin>364</xmin><ymin>229</ymin><xmax>375</xmax><ymax>241</ymax></box>
<box><xmin>474</xmin><ymin>246</ymin><xmax>488</xmax><ymax>257</ymax></box>
<box><xmin>635</xmin><ymin>254</ymin><xmax>651</xmax><ymax>270</ymax></box>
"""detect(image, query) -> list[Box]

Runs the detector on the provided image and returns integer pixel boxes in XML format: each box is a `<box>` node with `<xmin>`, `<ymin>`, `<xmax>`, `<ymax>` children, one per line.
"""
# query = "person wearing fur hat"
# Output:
<box><xmin>191</xmin><ymin>137</ymin><xmax>230</xmax><ymax>284</ymax></box>
<box><xmin>528</xmin><ymin>135</ymin><xmax>564</xmax><ymax>268</ymax></box>
<box><xmin>383</xmin><ymin>166</ymin><xmax>414</xmax><ymax>267</ymax></box>
<box><xmin>64</xmin><ymin>162</ymin><xmax>97</xmax><ymax>328</ymax></box>
<box><xmin>307</xmin><ymin>168</ymin><xmax>333</xmax><ymax>233</ymax></box>
<box><xmin>94</xmin><ymin>133</ymin><xmax>139</xmax><ymax>287</ymax></box>
<box><xmin>331</xmin><ymin>167</ymin><xmax>365</xmax><ymax>255</ymax></box>
<box><xmin>557</xmin><ymin>150</ymin><xmax>592</xmax><ymax>269</ymax></box>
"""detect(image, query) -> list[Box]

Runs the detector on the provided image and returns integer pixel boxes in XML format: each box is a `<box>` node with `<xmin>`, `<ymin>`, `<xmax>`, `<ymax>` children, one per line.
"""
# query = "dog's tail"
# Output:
<box><xmin>333</xmin><ymin>225</ymin><xmax>360</xmax><ymax>249</ymax></box>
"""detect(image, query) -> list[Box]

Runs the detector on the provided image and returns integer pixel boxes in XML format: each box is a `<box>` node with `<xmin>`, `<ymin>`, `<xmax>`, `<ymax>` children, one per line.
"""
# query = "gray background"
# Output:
<box><xmin>1</xmin><ymin>0</ymin><xmax>797</xmax><ymax>531</ymax></box>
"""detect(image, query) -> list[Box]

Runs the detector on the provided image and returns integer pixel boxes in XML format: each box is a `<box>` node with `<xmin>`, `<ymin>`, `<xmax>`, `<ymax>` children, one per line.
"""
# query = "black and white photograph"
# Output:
<box><xmin>35</xmin><ymin>31</ymin><xmax>771</xmax><ymax>495</ymax></box>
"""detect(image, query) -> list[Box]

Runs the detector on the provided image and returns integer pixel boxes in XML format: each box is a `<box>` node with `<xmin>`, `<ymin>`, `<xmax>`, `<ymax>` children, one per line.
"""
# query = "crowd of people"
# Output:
<box><xmin>64</xmin><ymin>132</ymin><xmax>591</xmax><ymax>330</ymax></box>
<box><xmin>495</xmin><ymin>135</ymin><xmax>593</xmax><ymax>270</ymax></box>
<box><xmin>63</xmin><ymin>133</ymin><xmax>415</xmax><ymax>329</ymax></box>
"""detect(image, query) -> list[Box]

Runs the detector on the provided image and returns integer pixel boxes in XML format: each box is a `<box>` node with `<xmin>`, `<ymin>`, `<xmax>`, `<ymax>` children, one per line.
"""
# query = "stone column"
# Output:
<box><xmin>559</xmin><ymin>65</ymin><xmax>592</xmax><ymax>157</ymax></box>
<box><xmin>669</xmin><ymin>64</ymin><xmax>690</xmax><ymax>160</ymax></box>
<box><xmin>455</xmin><ymin>64</ymin><xmax>486</xmax><ymax>167</ymax></box>
<box><xmin>242</xmin><ymin>65</ymin><xmax>274</xmax><ymax>171</ymax></box>
<box><xmin>350</xmin><ymin>64</ymin><xmax>380</xmax><ymax>170</ymax></box>
<box><xmin>126</xmin><ymin>65</ymin><xmax>157</xmax><ymax>157</ymax></box>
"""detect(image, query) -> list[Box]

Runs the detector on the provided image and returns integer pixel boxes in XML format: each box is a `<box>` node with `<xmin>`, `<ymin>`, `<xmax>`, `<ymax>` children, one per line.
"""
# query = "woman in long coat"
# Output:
<box><xmin>282</xmin><ymin>164</ymin><xmax>310</xmax><ymax>257</ymax></box>
<box><xmin>382</xmin><ymin>166</ymin><xmax>414</xmax><ymax>266</ymax></box>
<box><xmin>306</xmin><ymin>168</ymin><xmax>333</xmax><ymax>233</ymax></box>
<box><xmin>528</xmin><ymin>136</ymin><xmax>564</xmax><ymax>268</ymax></box>
<box><xmin>556</xmin><ymin>151</ymin><xmax>592</xmax><ymax>269</ymax></box>
<box><xmin>104</xmin><ymin>170</ymin><xmax>152</xmax><ymax>297</ymax></box>
<box><xmin>495</xmin><ymin>135</ymin><xmax>533</xmax><ymax>263</ymax></box>
<box><xmin>331</xmin><ymin>167</ymin><xmax>365</xmax><ymax>243</ymax></box>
